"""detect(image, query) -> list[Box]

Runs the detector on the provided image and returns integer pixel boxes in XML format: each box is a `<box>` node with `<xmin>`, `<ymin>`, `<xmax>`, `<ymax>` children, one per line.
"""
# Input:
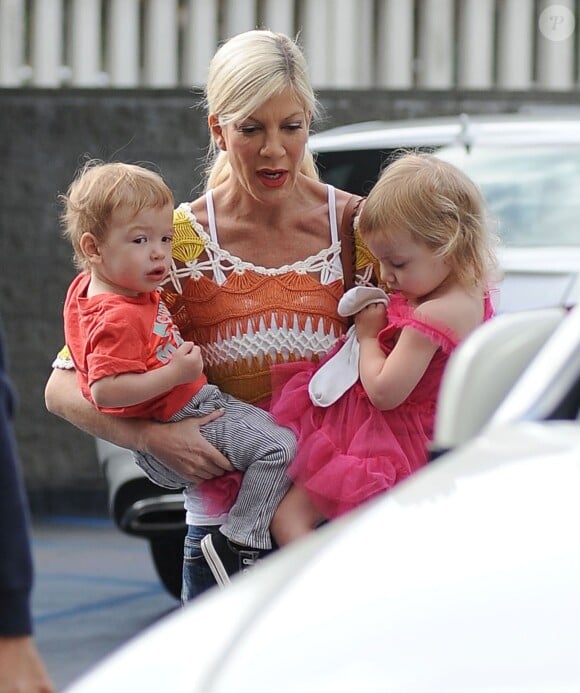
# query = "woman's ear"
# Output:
<box><xmin>208</xmin><ymin>114</ymin><xmax>226</xmax><ymax>151</ymax></box>
<box><xmin>79</xmin><ymin>233</ymin><xmax>101</xmax><ymax>264</ymax></box>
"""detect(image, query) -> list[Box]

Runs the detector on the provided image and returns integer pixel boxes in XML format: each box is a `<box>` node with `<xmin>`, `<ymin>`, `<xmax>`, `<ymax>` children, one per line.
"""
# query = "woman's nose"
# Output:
<box><xmin>260</xmin><ymin>132</ymin><xmax>284</xmax><ymax>157</ymax></box>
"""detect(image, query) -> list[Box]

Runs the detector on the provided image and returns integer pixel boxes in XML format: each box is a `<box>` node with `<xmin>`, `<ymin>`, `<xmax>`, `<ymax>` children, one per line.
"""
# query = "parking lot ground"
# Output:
<box><xmin>31</xmin><ymin>516</ymin><xmax>179</xmax><ymax>691</ymax></box>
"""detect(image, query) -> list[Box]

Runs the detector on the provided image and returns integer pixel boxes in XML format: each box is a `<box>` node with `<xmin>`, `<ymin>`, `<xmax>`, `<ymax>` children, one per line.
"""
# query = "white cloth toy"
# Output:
<box><xmin>308</xmin><ymin>286</ymin><xmax>390</xmax><ymax>407</ymax></box>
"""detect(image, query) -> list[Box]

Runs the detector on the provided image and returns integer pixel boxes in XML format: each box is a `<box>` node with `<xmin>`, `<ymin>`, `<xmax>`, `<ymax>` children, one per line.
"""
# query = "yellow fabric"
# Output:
<box><xmin>171</xmin><ymin>208</ymin><xmax>205</xmax><ymax>263</ymax></box>
<box><xmin>354</xmin><ymin>229</ymin><xmax>380</xmax><ymax>275</ymax></box>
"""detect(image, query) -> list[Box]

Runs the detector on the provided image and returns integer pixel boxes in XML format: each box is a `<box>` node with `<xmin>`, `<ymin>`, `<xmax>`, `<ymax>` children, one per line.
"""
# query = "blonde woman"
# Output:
<box><xmin>45</xmin><ymin>30</ymin><xmax>376</xmax><ymax>599</ymax></box>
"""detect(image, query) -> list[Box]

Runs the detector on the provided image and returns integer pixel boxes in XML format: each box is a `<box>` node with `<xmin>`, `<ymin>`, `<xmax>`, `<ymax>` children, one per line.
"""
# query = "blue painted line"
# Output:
<box><xmin>36</xmin><ymin>516</ymin><xmax>114</xmax><ymax>528</ymax></box>
<box><xmin>31</xmin><ymin>538</ymin><xmax>146</xmax><ymax>553</ymax></box>
<box><xmin>34</xmin><ymin>587</ymin><xmax>170</xmax><ymax>624</ymax></box>
<box><xmin>37</xmin><ymin>572</ymin><xmax>160</xmax><ymax>589</ymax></box>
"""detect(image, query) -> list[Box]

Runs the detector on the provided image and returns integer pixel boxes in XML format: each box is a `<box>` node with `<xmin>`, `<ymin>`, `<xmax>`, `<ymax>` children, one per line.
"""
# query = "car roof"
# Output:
<box><xmin>309</xmin><ymin>111</ymin><xmax>580</xmax><ymax>152</ymax></box>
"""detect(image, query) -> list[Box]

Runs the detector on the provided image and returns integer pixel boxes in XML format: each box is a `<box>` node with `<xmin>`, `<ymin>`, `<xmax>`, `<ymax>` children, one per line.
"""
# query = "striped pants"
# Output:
<box><xmin>133</xmin><ymin>384</ymin><xmax>296</xmax><ymax>549</ymax></box>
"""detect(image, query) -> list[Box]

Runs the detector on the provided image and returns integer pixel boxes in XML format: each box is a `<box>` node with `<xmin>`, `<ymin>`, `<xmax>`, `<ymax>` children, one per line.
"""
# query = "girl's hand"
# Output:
<box><xmin>140</xmin><ymin>410</ymin><xmax>234</xmax><ymax>484</ymax></box>
<box><xmin>354</xmin><ymin>303</ymin><xmax>388</xmax><ymax>341</ymax></box>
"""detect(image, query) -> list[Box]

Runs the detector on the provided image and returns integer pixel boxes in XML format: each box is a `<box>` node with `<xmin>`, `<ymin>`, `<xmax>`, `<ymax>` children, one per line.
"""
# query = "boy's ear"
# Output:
<box><xmin>79</xmin><ymin>233</ymin><xmax>101</xmax><ymax>263</ymax></box>
<box><xmin>208</xmin><ymin>114</ymin><xmax>226</xmax><ymax>151</ymax></box>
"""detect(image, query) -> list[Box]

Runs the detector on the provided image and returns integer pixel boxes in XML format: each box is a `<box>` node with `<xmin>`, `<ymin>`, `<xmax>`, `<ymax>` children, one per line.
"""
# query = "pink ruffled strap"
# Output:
<box><xmin>382</xmin><ymin>293</ymin><xmax>459</xmax><ymax>354</ymax></box>
<box><xmin>381</xmin><ymin>291</ymin><xmax>495</xmax><ymax>355</ymax></box>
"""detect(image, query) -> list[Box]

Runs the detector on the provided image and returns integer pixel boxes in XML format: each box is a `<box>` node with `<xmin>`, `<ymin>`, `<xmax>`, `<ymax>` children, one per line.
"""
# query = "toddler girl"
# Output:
<box><xmin>270</xmin><ymin>152</ymin><xmax>499</xmax><ymax>543</ymax></box>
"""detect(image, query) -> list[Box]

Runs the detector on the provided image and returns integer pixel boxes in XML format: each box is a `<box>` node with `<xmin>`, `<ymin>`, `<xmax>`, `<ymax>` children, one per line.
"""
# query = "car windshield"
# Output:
<box><xmin>435</xmin><ymin>146</ymin><xmax>580</xmax><ymax>248</ymax></box>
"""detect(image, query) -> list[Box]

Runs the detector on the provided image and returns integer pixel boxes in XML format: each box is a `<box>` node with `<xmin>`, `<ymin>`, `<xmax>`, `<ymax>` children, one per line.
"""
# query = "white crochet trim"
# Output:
<box><xmin>202</xmin><ymin>313</ymin><xmax>340</xmax><ymax>367</ymax></box>
<box><xmin>355</xmin><ymin>264</ymin><xmax>376</xmax><ymax>287</ymax></box>
<box><xmin>51</xmin><ymin>355</ymin><xmax>75</xmax><ymax>369</ymax></box>
<box><xmin>163</xmin><ymin>203</ymin><xmax>343</xmax><ymax>294</ymax></box>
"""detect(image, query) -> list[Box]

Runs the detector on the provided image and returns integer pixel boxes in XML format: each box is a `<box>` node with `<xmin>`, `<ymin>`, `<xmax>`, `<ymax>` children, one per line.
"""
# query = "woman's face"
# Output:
<box><xmin>210</xmin><ymin>89</ymin><xmax>311</xmax><ymax>201</ymax></box>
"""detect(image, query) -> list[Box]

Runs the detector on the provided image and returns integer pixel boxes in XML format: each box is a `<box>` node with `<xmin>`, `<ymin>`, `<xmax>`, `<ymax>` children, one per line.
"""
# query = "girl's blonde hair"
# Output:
<box><xmin>358</xmin><ymin>152</ymin><xmax>499</xmax><ymax>288</ymax></box>
<box><xmin>59</xmin><ymin>161</ymin><xmax>174</xmax><ymax>271</ymax></box>
<box><xmin>204</xmin><ymin>29</ymin><xmax>320</xmax><ymax>189</ymax></box>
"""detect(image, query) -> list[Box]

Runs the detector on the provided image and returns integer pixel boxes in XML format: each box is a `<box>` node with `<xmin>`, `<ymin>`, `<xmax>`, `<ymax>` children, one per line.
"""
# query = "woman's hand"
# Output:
<box><xmin>46</xmin><ymin>368</ymin><xmax>234</xmax><ymax>485</ymax></box>
<box><xmin>139</xmin><ymin>410</ymin><xmax>234</xmax><ymax>485</ymax></box>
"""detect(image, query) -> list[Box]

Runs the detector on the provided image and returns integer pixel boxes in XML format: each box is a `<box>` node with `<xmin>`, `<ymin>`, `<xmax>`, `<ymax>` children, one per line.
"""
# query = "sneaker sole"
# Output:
<box><xmin>201</xmin><ymin>534</ymin><xmax>231</xmax><ymax>588</ymax></box>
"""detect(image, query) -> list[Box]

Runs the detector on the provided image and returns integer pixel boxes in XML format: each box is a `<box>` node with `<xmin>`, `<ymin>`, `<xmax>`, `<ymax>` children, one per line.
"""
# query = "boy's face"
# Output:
<box><xmin>93</xmin><ymin>203</ymin><xmax>174</xmax><ymax>296</ymax></box>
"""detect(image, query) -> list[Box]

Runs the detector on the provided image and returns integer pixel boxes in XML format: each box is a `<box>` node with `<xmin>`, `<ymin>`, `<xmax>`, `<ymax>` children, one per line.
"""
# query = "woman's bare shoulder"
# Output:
<box><xmin>187</xmin><ymin>194</ymin><xmax>208</xmax><ymax>228</ymax></box>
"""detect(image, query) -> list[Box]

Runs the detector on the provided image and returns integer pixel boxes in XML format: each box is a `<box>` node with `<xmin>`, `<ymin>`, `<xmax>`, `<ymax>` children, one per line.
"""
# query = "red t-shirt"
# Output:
<box><xmin>64</xmin><ymin>272</ymin><xmax>207</xmax><ymax>420</ymax></box>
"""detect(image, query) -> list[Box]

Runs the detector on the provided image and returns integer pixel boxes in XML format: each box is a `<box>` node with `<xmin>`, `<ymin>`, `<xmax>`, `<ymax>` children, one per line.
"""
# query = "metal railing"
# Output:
<box><xmin>0</xmin><ymin>0</ymin><xmax>578</xmax><ymax>90</ymax></box>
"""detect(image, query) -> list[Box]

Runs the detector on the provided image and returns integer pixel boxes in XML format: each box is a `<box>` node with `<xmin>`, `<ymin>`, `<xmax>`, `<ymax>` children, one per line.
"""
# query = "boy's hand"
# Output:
<box><xmin>167</xmin><ymin>342</ymin><xmax>204</xmax><ymax>385</ymax></box>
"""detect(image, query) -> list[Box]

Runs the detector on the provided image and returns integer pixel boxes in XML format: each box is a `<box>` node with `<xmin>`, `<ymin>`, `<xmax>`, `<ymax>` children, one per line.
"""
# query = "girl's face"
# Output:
<box><xmin>366</xmin><ymin>227</ymin><xmax>452</xmax><ymax>303</ymax></box>
<box><xmin>90</xmin><ymin>203</ymin><xmax>174</xmax><ymax>296</ymax></box>
<box><xmin>210</xmin><ymin>89</ymin><xmax>311</xmax><ymax>201</ymax></box>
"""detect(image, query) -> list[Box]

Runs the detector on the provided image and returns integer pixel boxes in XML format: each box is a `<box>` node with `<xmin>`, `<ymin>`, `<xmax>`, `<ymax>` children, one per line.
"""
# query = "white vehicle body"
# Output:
<box><xmin>69</xmin><ymin>303</ymin><xmax>580</xmax><ymax>692</ymax></box>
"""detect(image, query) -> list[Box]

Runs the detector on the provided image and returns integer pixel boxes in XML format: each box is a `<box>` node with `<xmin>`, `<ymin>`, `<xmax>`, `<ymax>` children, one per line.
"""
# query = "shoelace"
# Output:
<box><xmin>240</xmin><ymin>552</ymin><xmax>260</xmax><ymax>571</ymax></box>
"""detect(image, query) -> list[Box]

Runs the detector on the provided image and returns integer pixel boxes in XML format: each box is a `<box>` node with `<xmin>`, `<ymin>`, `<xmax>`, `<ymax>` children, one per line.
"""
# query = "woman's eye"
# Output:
<box><xmin>238</xmin><ymin>125</ymin><xmax>260</xmax><ymax>134</ymax></box>
<box><xmin>284</xmin><ymin>123</ymin><xmax>303</xmax><ymax>131</ymax></box>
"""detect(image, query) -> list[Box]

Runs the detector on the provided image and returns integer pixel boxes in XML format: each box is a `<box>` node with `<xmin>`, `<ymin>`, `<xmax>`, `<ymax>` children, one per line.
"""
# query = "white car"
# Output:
<box><xmin>67</xmin><ymin>303</ymin><xmax>580</xmax><ymax>692</ymax></box>
<box><xmin>310</xmin><ymin>112</ymin><xmax>580</xmax><ymax>313</ymax></box>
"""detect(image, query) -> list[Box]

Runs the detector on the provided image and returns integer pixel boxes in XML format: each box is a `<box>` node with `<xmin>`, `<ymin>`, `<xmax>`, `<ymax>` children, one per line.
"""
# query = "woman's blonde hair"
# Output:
<box><xmin>358</xmin><ymin>152</ymin><xmax>499</xmax><ymax>288</ymax></box>
<box><xmin>204</xmin><ymin>29</ymin><xmax>320</xmax><ymax>189</ymax></box>
<box><xmin>59</xmin><ymin>160</ymin><xmax>174</xmax><ymax>271</ymax></box>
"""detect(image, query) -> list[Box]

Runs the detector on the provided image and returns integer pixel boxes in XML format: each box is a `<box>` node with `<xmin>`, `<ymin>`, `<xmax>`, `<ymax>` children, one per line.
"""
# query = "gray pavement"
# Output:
<box><xmin>31</xmin><ymin>516</ymin><xmax>179</xmax><ymax>691</ymax></box>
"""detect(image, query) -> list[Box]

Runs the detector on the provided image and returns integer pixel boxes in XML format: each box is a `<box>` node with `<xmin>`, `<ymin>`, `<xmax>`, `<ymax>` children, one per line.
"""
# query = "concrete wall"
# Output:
<box><xmin>1</xmin><ymin>88</ymin><xmax>577</xmax><ymax>515</ymax></box>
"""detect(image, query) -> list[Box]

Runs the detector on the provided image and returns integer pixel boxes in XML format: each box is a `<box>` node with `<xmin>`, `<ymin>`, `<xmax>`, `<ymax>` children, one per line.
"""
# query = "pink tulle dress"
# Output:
<box><xmin>270</xmin><ymin>292</ymin><xmax>494</xmax><ymax>519</ymax></box>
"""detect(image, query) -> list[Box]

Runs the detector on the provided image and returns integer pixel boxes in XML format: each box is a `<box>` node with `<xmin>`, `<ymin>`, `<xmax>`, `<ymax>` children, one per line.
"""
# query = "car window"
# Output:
<box><xmin>313</xmin><ymin>147</ymin><xmax>438</xmax><ymax>197</ymax></box>
<box><xmin>435</xmin><ymin>147</ymin><xmax>580</xmax><ymax>248</ymax></box>
<box><xmin>313</xmin><ymin>149</ymin><xmax>388</xmax><ymax>196</ymax></box>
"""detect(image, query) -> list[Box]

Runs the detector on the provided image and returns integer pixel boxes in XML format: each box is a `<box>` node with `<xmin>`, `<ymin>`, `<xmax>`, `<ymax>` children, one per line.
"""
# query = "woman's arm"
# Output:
<box><xmin>45</xmin><ymin>368</ymin><xmax>233</xmax><ymax>483</ymax></box>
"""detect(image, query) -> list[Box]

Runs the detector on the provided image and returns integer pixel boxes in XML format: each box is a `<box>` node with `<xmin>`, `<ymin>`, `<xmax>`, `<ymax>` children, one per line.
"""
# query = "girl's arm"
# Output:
<box><xmin>44</xmin><ymin>368</ymin><xmax>233</xmax><ymax>483</ymax></box>
<box><xmin>355</xmin><ymin>303</ymin><xmax>438</xmax><ymax>411</ymax></box>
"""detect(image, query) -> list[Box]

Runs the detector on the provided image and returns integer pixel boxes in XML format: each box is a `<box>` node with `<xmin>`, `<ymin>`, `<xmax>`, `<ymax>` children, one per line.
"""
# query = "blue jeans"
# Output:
<box><xmin>181</xmin><ymin>524</ymin><xmax>222</xmax><ymax>604</ymax></box>
<box><xmin>181</xmin><ymin>523</ymin><xmax>279</xmax><ymax>603</ymax></box>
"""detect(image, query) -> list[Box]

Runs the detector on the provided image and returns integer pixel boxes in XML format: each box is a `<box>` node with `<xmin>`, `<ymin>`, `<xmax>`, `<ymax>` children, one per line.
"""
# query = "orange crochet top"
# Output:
<box><xmin>161</xmin><ymin>188</ymin><xmax>377</xmax><ymax>405</ymax></box>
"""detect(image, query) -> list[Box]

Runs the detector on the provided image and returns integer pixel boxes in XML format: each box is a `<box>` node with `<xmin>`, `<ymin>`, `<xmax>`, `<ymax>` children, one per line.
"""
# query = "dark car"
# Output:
<box><xmin>98</xmin><ymin>112</ymin><xmax>580</xmax><ymax>599</ymax></box>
